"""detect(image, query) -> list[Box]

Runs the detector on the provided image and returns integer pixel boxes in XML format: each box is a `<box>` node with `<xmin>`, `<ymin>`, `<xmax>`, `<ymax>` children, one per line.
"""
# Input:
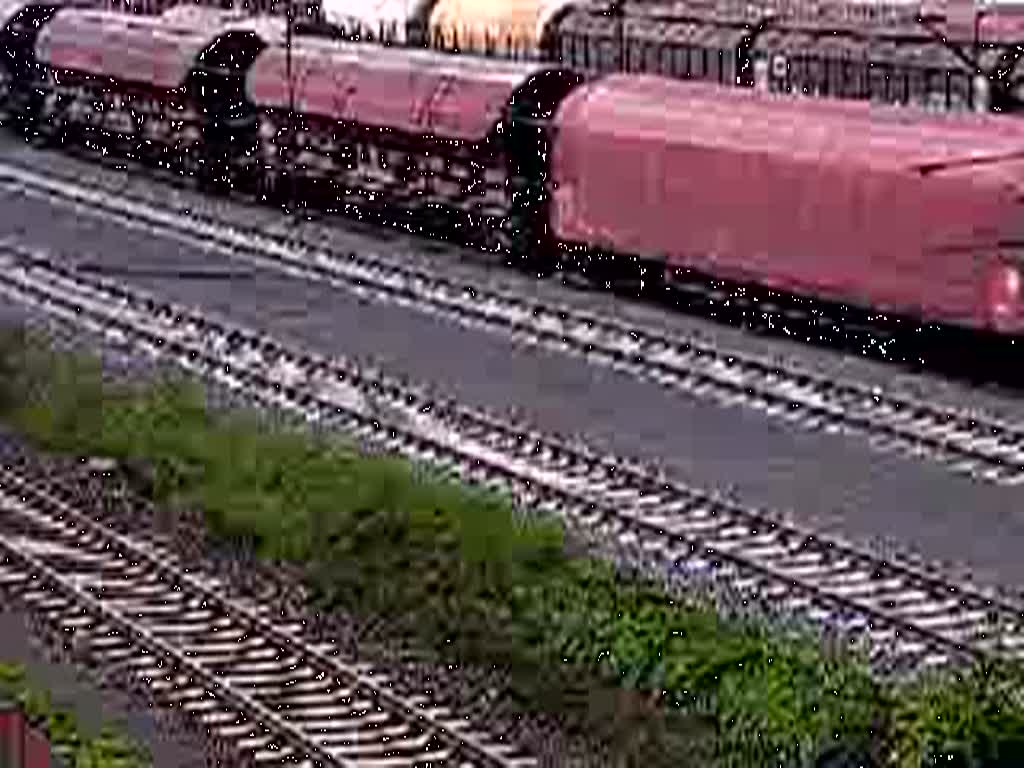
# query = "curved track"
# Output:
<box><xmin>2</xmin><ymin>244</ymin><xmax>1023</xmax><ymax>677</ymax></box>
<box><xmin>0</xmin><ymin>463</ymin><xmax>538</xmax><ymax>767</ymax></box>
<box><xmin>0</xmin><ymin>159</ymin><xmax>1021</xmax><ymax>491</ymax></box>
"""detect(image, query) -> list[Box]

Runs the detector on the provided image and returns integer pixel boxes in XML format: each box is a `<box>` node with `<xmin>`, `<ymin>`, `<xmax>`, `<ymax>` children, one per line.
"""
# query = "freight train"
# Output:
<box><xmin>1</xmin><ymin>1</ymin><xmax>1023</xmax><ymax>336</ymax></box>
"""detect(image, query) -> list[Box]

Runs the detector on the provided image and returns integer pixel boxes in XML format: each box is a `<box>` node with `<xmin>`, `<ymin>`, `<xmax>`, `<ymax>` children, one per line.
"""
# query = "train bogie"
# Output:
<box><xmin>550</xmin><ymin>74</ymin><xmax>1024</xmax><ymax>333</ymax></box>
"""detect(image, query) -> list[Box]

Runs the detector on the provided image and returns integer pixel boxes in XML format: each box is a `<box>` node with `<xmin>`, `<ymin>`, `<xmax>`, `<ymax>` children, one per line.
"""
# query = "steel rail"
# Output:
<box><xmin>0</xmin><ymin>469</ymin><xmax>535</xmax><ymax>767</ymax></box>
<box><xmin>0</xmin><ymin>158</ymin><xmax>1020</xmax><ymax>491</ymax></box>
<box><xmin>1</xmin><ymin>245</ymin><xmax>1022</xmax><ymax>677</ymax></box>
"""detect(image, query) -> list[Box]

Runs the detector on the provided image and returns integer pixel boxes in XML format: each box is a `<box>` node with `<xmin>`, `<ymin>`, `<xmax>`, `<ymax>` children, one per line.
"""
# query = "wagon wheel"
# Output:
<box><xmin>474</xmin><ymin>210</ymin><xmax>506</xmax><ymax>254</ymax></box>
<box><xmin>634</xmin><ymin>257</ymin><xmax>666</xmax><ymax>299</ymax></box>
<box><xmin>175</xmin><ymin>143</ymin><xmax>202</xmax><ymax>182</ymax></box>
<box><xmin>580</xmin><ymin>248</ymin><xmax>617</xmax><ymax>290</ymax></box>
<box><xmin>195</xmin><ymin>150</ymin><xmax>232</xmax><ymax>197</ymax></box>
<box><xmin>254</xmin><ymin>167</ymin><xmax>280</xmax><ymax>204</ymax></box>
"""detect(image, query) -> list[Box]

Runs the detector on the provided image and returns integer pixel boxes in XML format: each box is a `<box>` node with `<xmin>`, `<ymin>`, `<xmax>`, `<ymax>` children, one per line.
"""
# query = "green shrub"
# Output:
<box><xmin>3</xmin><ymin>328</ymin><xmax>1024</xmax><ymax>766</ymax></box>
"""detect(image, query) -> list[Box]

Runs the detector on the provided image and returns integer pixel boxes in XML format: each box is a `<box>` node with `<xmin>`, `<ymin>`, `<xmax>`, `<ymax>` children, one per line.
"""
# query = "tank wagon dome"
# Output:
<box><xmin>427</xmin><ymin>0</ymin><xmax>578</xmax><ymax>54</ymax></box>
<box><xmin>246</xmin><ymin>35</ymin><xmax>570</xmax><ymax>141</ymax></box>
<box><xmin>317</xmin><ymin>0</ymin><xmax>436</xmax><ymax>43</ymax></box>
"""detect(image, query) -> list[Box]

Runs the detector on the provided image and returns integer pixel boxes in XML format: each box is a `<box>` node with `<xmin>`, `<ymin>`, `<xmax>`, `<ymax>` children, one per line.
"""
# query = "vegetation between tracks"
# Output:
<box><xmin>1</xmin><ymin>327</ymin><xmax>1023</xmax><ymax>767</ymax></box>
<box><xmin>0</xmin><ymin>662</ymin><xmax>150</xmax><ymax>767</ymax></box>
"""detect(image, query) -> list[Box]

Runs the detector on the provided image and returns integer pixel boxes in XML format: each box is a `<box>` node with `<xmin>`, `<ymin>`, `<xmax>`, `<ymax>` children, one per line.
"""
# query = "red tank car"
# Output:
<box><xmin>0</xmin><ymin>702</ymin><xmax>52</xmax><ymax>768</ymax></box>
<box><xmin>248</xmin><ymin>40</ymin><xmax>544</xmax><ymax>140</ymax></box>
<box><xmin>244</xmin><ymin>38</ymin><xmax>579</xmax><ymax>250</ymax></box>
<box><xmin>549</xmin><ymin>74</ymin><xmax>1024</xmax><ymax>332</ymax></box>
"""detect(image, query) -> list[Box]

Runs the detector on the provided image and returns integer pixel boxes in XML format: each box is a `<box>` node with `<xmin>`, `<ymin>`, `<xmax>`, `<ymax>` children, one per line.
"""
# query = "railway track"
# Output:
<box><xmin>0</xmin><ymin>446</ymin><xmax>601</xmax><ymax>766</ymax></box>
<box><xmin>1</xmin><ymin>158</ymin><xmax>1022</xmax><ymax>492</ymax></box>
<box><xmin>0</xmin><ymin>463</ymin><xmax>539</xmax><ymax>767</ymax></box>
<box><xmin>2</xmin><ymin>244</ymin><xmax>1023</xmax><ymax>677</ymax></box>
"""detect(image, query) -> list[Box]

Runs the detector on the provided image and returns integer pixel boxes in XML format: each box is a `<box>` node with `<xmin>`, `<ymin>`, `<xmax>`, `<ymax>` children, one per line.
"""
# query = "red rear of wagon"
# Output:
<box><xmin>549</xmin><ymin>75</ymin><xmax>1024</xmax><ymax>333</ymax></box>
<box><xmin>0</xmin><ymin>701</ymin><xmax>52</xmax><ymax>768</ymax></box>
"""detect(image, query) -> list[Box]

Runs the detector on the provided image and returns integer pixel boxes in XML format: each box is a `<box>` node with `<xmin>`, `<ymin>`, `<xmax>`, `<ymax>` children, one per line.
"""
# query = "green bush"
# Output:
<box><xmin>3</xmin><ymin>328</ymin><xmax>1024</xmax><ymax>766</ymax></box>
